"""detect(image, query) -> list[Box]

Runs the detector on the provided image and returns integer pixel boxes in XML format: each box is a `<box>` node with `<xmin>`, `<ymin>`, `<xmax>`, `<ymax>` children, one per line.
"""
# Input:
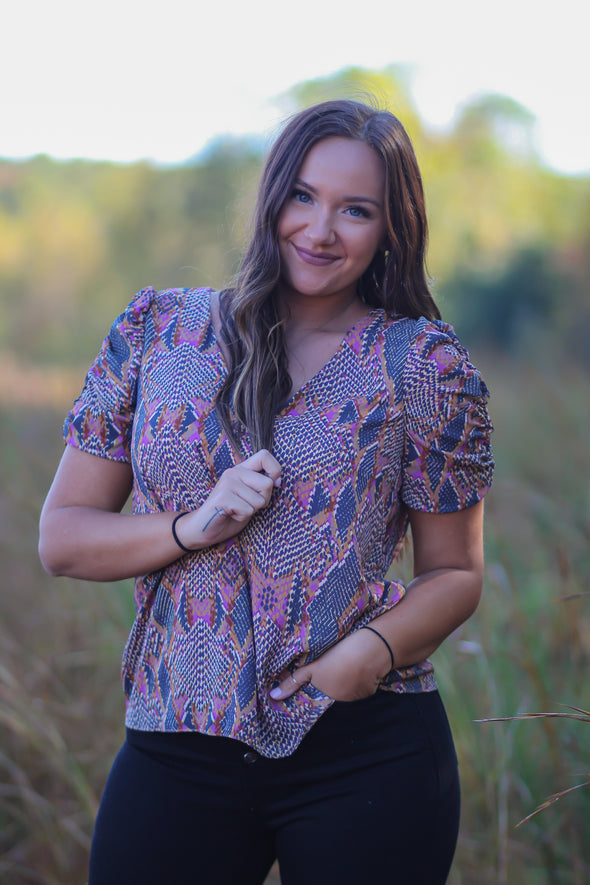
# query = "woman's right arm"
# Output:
<box><xmin>39</xmin><ymin>445</ymin><xmax>282</xmax><ymax>582</ymax></box>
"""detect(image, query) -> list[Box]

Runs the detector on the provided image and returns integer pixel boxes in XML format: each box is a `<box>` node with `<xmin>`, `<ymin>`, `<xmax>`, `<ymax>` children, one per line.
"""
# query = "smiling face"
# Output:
<box><xmin>277</xmin><ymin>137</ymin><xmax>387</xmax><ymax>307</ymax></box>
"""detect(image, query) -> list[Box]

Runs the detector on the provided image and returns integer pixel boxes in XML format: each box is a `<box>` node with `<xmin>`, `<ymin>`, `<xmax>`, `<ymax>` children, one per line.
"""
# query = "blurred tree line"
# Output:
<box><xmin>0</xmin><ymin>66</ymin><xmax>588</xmax><ymax>374</ymax></box>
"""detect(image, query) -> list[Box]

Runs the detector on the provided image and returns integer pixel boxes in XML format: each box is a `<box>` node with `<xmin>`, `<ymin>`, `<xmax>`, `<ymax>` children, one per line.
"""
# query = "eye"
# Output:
<box><xmin>346</xmin><ymin>205</ymin><xmax>371</xmax><ymax>219</ymax></box>
<box><xmin>292</xmin><ymin>188</ymin><xmax>312</xmax><ymax>204</ymax></box>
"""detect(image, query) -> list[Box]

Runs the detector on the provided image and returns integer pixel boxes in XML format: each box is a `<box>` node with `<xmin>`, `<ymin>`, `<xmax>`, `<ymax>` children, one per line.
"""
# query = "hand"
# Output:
<box><xmin>269</xmin><ymin>628</ymin><xmax>393</xmax><ymax>703</ymax></box>
<box><xmin>175</xmin><ymin>449</ymin><xmax>282</xmax><ymax>549</ymax></box>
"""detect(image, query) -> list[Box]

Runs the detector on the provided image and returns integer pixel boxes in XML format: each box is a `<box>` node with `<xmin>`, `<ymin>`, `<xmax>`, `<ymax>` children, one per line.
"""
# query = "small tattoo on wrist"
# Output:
<box><xmin>202</xmin><ymin>507</ymin><xmax>225</xmax><ymax>532</ymax></box>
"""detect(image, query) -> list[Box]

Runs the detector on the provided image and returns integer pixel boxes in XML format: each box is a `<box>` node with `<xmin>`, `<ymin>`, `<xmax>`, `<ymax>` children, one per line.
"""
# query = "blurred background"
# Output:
<box><xmin>1</xmin><ymin>2</ymin><xmax>589</xmax><ymax>882</ymax></box>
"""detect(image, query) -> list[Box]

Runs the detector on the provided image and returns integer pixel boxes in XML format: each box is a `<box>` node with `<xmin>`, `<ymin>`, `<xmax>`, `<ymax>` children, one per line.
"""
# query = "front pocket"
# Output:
<box><xmin>299</xmin><ymin>680</ymin><xmax>333</xmax><ymax>704</ymax></box>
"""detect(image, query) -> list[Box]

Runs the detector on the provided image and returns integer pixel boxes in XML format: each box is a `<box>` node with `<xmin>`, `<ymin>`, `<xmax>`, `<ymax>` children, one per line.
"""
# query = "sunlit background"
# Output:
<box><xmin>1</xmin><ymin>2</ymin><xmax>589</xmax><ymax>883</ymax></box>
<box><xmin>3</xmin><ymin>0</ymin><xmax>588</xmax><ymax>173</ymax></box>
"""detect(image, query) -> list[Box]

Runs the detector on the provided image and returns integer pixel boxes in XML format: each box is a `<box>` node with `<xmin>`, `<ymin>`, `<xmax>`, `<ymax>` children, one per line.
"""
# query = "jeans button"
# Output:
<box><xmin>243</xmin><ymin>751</ymin><xmax>258</xmax><ymax>764</ymax></box>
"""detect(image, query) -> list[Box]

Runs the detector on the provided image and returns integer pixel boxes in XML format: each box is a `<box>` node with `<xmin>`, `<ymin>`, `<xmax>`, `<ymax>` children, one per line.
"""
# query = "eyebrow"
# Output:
<box><xmin>295</xmin><ymin>178</ymin><xmax>383</xmax><ymax>208</ymax></box>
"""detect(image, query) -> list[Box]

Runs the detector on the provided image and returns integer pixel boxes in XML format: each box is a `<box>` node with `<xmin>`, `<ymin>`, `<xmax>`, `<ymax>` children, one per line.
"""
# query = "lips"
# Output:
<box><xmin>291</xmin><ymin>244</ymin><xmax>341</xmax><ymax>266</ymax></box>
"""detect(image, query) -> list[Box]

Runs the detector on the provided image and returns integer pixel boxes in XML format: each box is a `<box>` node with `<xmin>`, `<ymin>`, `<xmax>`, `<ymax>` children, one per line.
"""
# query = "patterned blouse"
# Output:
<box><xmin>64</xmin><ymin>286</ymin><xmax>494</xmax><ymax>758</ymax></box>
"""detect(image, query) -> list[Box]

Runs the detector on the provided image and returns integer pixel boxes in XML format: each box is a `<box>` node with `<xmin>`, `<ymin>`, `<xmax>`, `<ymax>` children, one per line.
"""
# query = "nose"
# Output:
<box><xmin>304</xmin><ymin>207</ymin><xmax>336</xmax><ymax>245</ymax></box>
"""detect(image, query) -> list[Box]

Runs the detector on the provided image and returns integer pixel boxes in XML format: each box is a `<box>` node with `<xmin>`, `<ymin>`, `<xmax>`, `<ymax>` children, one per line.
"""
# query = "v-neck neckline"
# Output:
<box><xmin>204</xmin><ymin>287</ymin><xmax>385</xmax><ymax>412</ymax></box>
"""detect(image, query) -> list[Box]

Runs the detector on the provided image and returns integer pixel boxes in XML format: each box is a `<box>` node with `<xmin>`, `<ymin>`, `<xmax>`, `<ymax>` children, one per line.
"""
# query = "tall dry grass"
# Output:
<box><xmin>437</xmin><ymin>350</ymin><xmax>590</xmax><ymax>885</ymax></box>
<box><xmin>0</xmin><ymin>408</ymin><xmax>130</xmax><ymax>884</ymax></box>
<box><xmin>0</xmin><ymin>352</ymin><xmax>588</xmax><ymax>884</ymax></box>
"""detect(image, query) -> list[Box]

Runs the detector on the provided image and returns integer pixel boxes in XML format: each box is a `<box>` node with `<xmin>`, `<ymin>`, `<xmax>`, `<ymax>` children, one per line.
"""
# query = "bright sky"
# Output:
<box><xmin>2</xmin><ymin>0</ymin><xmax>587</xmax><ymax>174</ymax></box>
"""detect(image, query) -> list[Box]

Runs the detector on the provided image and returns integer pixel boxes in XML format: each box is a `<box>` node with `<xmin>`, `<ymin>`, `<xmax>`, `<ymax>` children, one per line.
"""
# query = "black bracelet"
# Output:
<box><xmin>362</xmin><ymin>625</ymin><xmax>395</xmax><ymax>671</ymax></box>
<box><xmin>171</xmin><ymin>512</ymin><xmax>194</xmax><ymax>554</ymax></box>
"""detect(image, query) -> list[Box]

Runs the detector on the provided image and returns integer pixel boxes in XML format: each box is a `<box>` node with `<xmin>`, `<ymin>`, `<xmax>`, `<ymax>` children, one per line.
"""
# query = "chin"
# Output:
<box><xmin>282</xmin><ymin>275</ymin><xmax>351</xmax><ymax>301</ymax></box>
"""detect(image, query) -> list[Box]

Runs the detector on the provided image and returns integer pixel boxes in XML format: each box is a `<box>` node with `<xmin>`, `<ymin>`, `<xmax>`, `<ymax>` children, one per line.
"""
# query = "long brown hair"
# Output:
<box><xmin>216</xmin><ymin>99</ymin><xmax>440</xmax><ymax>452</ymax></box>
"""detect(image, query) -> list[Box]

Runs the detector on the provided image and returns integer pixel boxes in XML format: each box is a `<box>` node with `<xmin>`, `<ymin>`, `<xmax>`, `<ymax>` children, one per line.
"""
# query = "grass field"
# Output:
<box><xmin>0</xmin><ymin>351</ymin><xmax>588</xmax><ymax>884</ymax></box>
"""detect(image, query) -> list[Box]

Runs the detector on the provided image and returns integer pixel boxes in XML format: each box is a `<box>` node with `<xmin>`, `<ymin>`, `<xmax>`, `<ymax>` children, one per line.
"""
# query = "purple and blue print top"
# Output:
<box><xmin>63</xmin><ymin>286</ymin><xmax>494</xmax><ymax>758</ymax></box>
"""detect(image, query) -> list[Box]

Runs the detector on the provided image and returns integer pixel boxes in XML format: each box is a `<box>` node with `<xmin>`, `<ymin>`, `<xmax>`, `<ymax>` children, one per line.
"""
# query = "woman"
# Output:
<box><xmin>39</xmin><ymin>99</ymin><xmax>494</xmax><ymax>884</ymax></box>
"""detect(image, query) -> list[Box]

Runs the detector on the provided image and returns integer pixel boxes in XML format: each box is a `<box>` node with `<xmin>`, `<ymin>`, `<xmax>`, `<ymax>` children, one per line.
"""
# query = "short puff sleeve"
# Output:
<box><xmin>63</xmin><ymin>286</ymin><xmax>156</xmax><ymax>462</ymax></box>
<box><xmin>401</xmin><ymin>319</ymin><xmax>494</xmax><ymax>512</ymax></box>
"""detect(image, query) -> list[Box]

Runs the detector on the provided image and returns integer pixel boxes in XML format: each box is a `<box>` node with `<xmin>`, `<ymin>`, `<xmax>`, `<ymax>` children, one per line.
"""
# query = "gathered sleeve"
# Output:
<box><xmin>400</xmin><ymin>319</ymin><xmax>494</xmax><ymax>513</ymax></box>
<box><xmin>63</xmin><ymin>286</ymin><xmax>156</xmax><ymax>462</ymax></box>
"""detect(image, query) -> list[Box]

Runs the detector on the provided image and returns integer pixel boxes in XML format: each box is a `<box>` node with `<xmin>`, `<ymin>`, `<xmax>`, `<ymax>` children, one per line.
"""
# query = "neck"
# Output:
<box><xmin>279</xmin><ymin>287</ymin><xmax>365</xmax><ymax>334</ymax></box>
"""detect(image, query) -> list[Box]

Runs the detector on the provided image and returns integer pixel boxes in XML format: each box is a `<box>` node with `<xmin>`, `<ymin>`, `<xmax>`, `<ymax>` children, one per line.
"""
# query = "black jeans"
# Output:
<box><xmin>89</xmin><ymin>690</ymin><xmax>460</xmax><ymax>884</ymax></box>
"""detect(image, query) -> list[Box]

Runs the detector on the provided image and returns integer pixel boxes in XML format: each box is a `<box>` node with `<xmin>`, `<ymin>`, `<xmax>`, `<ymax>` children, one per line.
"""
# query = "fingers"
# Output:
<box><xmin>215</xmin><ymin>469</ymin><xmax>274</xmax><ymax>520</ymax></box>
<box><xmin>241</xmin><ymin>449</ymin><xmax>282</xmax><ymax>487</ymax></box>
<box><xmin>210</xmin><ymin>450</ymin><xmax>281</xmax><ymax>521</ymax></box>
<box><xmin>268</xmin><ymin>631</ymin><xmax>387</xmax><ymax>703</ymax></box>
<box><xmin>191</xmin><ymin>450</ymin><xmax>283</xmax><ymax>547</ymax></box>
<box><xmin>236</xmin><ymin>467</ymin><xmax>276</xmax><ymax>505</ymax></box>
<box><xmin>269</xmin><ymin>668</ymin><xmax>311</xmax><ymax>700</ymax></box>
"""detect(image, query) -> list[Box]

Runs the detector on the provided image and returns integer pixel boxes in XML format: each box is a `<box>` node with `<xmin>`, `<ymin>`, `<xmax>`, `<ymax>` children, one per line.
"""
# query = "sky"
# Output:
<box><xmin>2</xmin><ymin>0</ymin><xmax>587</xmax><ymax>174</ymax></box>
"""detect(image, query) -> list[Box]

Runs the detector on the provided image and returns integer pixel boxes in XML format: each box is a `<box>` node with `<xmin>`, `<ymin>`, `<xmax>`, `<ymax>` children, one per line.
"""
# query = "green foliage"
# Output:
<box><xmin>0</xmin><ymin>146</ymin><xmax>264</xmax><ymax>366</ymax></box>
<box><xmin>2</xmin><ymin>72</ymin><xmax>589</xmax><ymax>377</ymax></box>
<box><xmin>275</xmin><ymin>64</ymin><xmax>424</xmax><ymax>144</ymax></box>
<box><xmin>438</xmin><ymin>247</ymin><xmax>563</xmax><ymax>350</ymax></box>
<box><xmin>0</xmin><ymin>66</ymin><xmax>589</xmax><ymax>373</ymax></box>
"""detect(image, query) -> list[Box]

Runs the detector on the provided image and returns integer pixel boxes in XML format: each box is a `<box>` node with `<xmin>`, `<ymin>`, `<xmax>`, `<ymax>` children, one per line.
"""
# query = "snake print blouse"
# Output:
<box><xmin>63</xmin><ymin>286</ymin><xmax>494</xmax><ymax>758</ymax></box>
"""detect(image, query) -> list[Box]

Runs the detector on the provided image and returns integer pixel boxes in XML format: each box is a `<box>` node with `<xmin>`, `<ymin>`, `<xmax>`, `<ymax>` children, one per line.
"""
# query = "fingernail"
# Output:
<box><xmin>270</xmin><ymin>687</ymin><xmax>282</xmax><ymax>700</ymax></box>
<box><xmin>274</xmin><ymin>477</ymin><xmax>282</xmax><ymax>488</ymax></box>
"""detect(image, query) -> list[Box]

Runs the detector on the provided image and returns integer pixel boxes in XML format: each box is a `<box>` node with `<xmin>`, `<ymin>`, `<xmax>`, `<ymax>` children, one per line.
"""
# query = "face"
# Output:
<box><xmin>277</xmin><ymin>137</ymin><xmax>387</xmax><ymax>306</ymax></box>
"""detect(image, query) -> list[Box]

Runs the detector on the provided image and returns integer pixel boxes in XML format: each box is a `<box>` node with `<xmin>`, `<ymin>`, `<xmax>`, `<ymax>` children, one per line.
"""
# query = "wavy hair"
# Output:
<box><xmin>216</xmin><ymin>99</ymin><xmax>440</xmax><ymax>452</ymax></box>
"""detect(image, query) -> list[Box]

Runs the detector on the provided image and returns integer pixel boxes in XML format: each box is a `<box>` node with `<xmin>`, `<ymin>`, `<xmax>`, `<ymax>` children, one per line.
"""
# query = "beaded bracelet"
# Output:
<box><xmin>361</xmin><ymin>625</ymin><xmax>395</xmax><ymax>671</ymax></box>
<box><xmin>171</xmin><ymin>512</ymin><xmax>193</xmax><ymax>554</ymax></box>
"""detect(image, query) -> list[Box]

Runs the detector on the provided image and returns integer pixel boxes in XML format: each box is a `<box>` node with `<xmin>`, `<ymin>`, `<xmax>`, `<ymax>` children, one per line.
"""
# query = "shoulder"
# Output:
<box><xmin>375</xmin><ymin>314</ymin><xmax>464</xmax><ymax>383</ymax></box>
<box><xmin>395</xmin><ymin>317</ymin><xmax>489</xmax><ymax>401</ymax></box>
<box><xmin>123</xmin><ymin>285</ymin><xmax>213</xmax><ymax>323</ymax></box>
<box><xmin>380</xmin><ymin>314</ymin><xmax>463</xmax><ymax>357</ymax></box>
<box><xmin>405</xmin><ymin>317</ymin><xmax>469</xmax><ymax>366</ymax></box>
<box><xmin>373</xmin><ymin>313</ymin><xmax>490</xmax><ymax>414</ymax></box>
<box><xmin>113</xmin><ymin>285</ymin><xmax>214</xmax><ymax>343</ymax></box>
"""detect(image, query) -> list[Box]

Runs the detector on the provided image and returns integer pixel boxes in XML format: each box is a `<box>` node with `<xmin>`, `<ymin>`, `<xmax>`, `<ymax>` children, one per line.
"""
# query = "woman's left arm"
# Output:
<box><xmin>270</xmin><ymin>500</ymin><xmax>484</xmax><ymax>701</ymax></box>
<box><xmin>375</xmin><ymin>499</ymin><xmax>484</xmax><ymax>667</ymax></box>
